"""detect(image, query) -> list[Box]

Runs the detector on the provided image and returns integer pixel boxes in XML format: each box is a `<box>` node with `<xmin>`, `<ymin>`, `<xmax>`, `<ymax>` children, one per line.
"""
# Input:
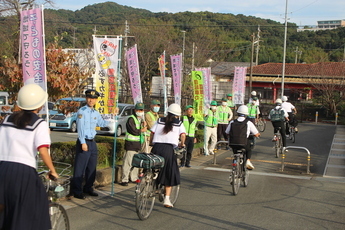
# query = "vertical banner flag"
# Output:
<box><xmin>233</xmin><ymin>67</ymin><xmax>247</xmax><ymax>105</ymax></box>
<box><xmin>93</xmin><ymin>36</ymin><xmax>121</xmax><ymax>115</ymax></box>
<box><xmin>195</xmin><ymin>67</ymin><xmax>212</xmax><ymax>112</ymax></box>
<box><xmin>126</xmin><ymin>44</ymin><xmax>143</xmax><ymax>104</ymax></box>
<box><xmin>170</xmin><ymin>54</ymin><xmax>182</xmax><ymax>105</ymax></box>
<box><xmin>158</xmin><ymin>51</ymin><xmax>168</xmax><ymax>115</ymax></box>
<box><xmin>21</xmin><ymin>7</ymin><xmax>46</xmax><ymax>88</ymax></box>
<box><xmin>191</xmin><ymin>71</ymin><xmax>204</xmax><ymax>121</ymax></box>
<box><xmin>20</xmin><ymin>6</ymin><xmax>47</xmax><ymax>114</ymax></box>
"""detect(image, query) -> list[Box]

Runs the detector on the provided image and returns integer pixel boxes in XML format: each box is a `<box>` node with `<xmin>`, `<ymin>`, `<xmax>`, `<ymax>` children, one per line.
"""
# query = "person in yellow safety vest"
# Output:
<box><xmin>246</xmin><ymin>97</ymin><xmax>260</xmax><ymax>125</ymax></box>
<box><xmin>120</xmin><ymin>102</ymin><xmax>147</xmax><ymax>186</ymax></box>
<box><xmin>180</xmin><ymin>105</ymin><xmax>197</xmax><ymax>168</ymax></box>
<box><xmin>217</xmin><ymin>98</ymin><xmax>233</xmax><ymax>146</ymax></box>
<box><xmin>204</xmin><ymin>101</ymin><xmax>218</xmax><ymax>156</ymax></box>
<box><xmin>142</xmin><ymin>99</ymin><xmax>160</xmax><ymax>153</ymax></box>
<box><xmin>226</xmin><ymin>93</ymin><xmax>236</xmax><ymax>110</ymax></box>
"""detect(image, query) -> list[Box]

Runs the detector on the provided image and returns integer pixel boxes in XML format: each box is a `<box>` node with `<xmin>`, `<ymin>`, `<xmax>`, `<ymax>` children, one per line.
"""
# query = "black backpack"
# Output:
<box><xmin>229</xmin><ymin>119</ymin><xmax>249</xmax><ymax>147</ymax></box>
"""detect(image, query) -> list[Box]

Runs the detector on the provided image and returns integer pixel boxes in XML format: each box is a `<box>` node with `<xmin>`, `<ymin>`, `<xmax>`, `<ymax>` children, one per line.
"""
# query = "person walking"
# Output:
<box><xmin>150</xmin><ymin>103</ymin><xmax>186</xmax><ymax>208</ymax></box>
<box><xmin>72</xmin><ymin>89</ymin><xmax>112</xmax><ymax>199</ymax></box>
<box><xmin>0</xmin><ymin>84</ymin><xmax>58</xmax><ymax>230</ymax></box>
<box><xmin>180</xmin><ymin>105</ymin><xmax>197</xmax><ymax>168</ymax></box>
<box><xmin>226</xmin><ymin>105</ymin><xmax>260</xmax><ymax>170</ymax></box>
<box><xmin>120</xmin><ymin>102</ymin><xmax>147</xmax><ymax>186</ymax></box>
<box><xmin>281</xmin><ymin>96</ymin><xmax>298</xmax><ymax>134</ymax></box>
<box><xmin>204</xmin><ymin>101</ymin><xmax>219</xmax><ymax>155</ymax></box>
<box><xmin>268</xmin><ymin>99</ymin><xmax>289</xmax><ymax>151</ymax></box>
<box><xmin>142</xmin><ymin>99</ymin><xmax>160</xmax><ymax>153</ymax></box>
<box><xmin>217</xmin><ymin>97</ymin><xmax>233</xmax><ymax>144</ymax></box>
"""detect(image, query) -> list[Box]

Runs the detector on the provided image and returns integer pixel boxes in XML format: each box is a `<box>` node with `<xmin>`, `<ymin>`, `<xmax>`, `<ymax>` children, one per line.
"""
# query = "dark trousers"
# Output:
<box><xmin>217</xmin><ymin>123</ymin><xmax>228</xmax><ymax>141</ymax></box>
<box><xmin>272</xmin><ymin>121</ymin><xmax>287</xmax><ymax>147</ymax></box>
<box><xmin>181</xmin><ymin>136</ymin><xmax>194</xmax><ymax>166</ymax></box>
<box><xmin>72</xmin><ymin>139</ymin><xmax>98</xmax><ymax>195</ymax></box>
<box><xmin>230</xmin><ymin>140</ymin><xmax>252</xmax><ymax>160</ymax></box>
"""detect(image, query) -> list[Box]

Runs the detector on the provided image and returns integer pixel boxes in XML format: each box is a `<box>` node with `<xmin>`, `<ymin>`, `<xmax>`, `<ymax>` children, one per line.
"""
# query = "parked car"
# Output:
<box><xmin>49</xmin><ymin>97</ymin><xmax>86</xmax><ymax>132</ymax></box>
<box><xmin>96</xmin><ymin>103</ymin><xmax>135</xmax><ymax>137</ymax></box>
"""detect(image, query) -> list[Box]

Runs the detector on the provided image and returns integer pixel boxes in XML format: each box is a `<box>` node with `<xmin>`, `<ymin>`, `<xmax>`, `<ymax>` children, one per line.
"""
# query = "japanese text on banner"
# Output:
<box><xmin>126</xmin><ymin>44</ymin><xmax>142</xmax><ymax>104</ymax></box>
<box><xmin>232</xmin><ymin>67</ymin><xmax>247</xmax><ymax>105</ymax></box>
<box><xmin>170</xmin><ymin>54</ymin><xmax>182</xmax><ymax>105</ymax></box>
<box><xmin>191</xmin><ymin>71</ymin><xmax>204</xmax><ymax>121</ymax></box>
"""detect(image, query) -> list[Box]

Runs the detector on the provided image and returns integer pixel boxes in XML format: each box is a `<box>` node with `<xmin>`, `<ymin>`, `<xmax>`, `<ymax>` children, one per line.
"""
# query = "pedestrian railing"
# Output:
<box><xmin>282</xmin><ymin>146</ymin><xmax>311</xmax><ymax>174</ymax></box>
<box><xmin>213</xmin><ymin>141</ymin><xmax>229</xmax><ymax>165</ymax></box>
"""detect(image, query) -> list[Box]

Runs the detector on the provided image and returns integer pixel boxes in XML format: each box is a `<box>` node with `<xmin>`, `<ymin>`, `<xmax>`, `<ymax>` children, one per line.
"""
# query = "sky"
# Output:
<box><xmin>52</xmin><ymin>0</ymin><xmax>344</xmax><ymax>26</ymax></box>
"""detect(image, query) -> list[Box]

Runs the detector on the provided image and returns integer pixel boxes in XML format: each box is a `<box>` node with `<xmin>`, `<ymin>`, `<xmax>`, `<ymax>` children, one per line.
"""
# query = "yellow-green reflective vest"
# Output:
<box><xmin>125</xmin><ymin>115</ymin><xmax>141</xmax><ymax>142</ymax></box>
<box><xmin>247</xmin><ymin>103</ymin><xmax>258</xmax><ymax>118</ymax></box>
<box><xmin>144</xmin><ymin>111</ymin><xmax>159</xmax><ymax>136</ymax></box>
<box><xmin>205</xmin><ymin>110</ymin><xmax>218</xmax><ymax>127</ymax></box>
<box><xmin>217</xmin><ymin>106</ymin><xmax>231</xmax><ymax>123</ymax></box>
<box><xmin>183</xmin><ymin>115</ymin><xmax>197</xmax><ymax>137</ymax></box>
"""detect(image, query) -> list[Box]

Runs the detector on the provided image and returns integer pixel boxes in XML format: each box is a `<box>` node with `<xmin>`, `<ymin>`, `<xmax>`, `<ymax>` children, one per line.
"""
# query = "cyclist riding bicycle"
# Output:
<box><xmin>268</xmin><ymin>99</ymin><xmax>289</xmax><ymax>151</ymax></box>
<box><xmin>281</xmin><ymin>96</ymin><xmax>298</xmax><ymax>134</ymax></box>
<box><xmin>225</xmin><ymin>105</ymin><xmax>260</xmax><ymax>170</ymax></box>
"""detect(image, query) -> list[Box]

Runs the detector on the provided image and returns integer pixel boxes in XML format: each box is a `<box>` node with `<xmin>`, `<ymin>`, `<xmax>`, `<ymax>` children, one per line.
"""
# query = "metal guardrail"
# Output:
<box><xmin>213</xmin><ymin>141</ymin><xmax>229</xmax><ymax>164</ymax></box>
<box><xmin>281</xmin><ymin>146</ymin><xmax>311</xmax><ymax>174</ymax></box>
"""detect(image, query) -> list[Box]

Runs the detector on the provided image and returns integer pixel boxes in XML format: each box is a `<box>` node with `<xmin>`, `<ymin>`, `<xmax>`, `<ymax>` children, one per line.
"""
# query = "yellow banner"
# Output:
<box><xmin>191</xmin><ymin>71</ymin><xmax>204</xmax><ymax>121</ymax></box>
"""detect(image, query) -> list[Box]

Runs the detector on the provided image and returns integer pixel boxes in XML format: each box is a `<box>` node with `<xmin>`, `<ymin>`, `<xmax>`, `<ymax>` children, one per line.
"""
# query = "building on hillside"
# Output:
<box><xmin>297</xmin><ymin>19</ymin><xmax>345</xmax><ymax>32</ymax></box>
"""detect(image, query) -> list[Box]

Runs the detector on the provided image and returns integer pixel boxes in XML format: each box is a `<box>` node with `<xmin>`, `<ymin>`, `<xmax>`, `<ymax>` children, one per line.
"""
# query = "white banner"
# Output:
<box><xmin>232</xmin><ymin>67</ymin><xmax>247</xmax><ymax>105</ymax></box>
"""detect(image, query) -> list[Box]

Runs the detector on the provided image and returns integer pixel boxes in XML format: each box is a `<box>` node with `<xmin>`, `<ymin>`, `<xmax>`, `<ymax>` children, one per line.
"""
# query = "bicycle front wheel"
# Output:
<box><xmin>257</xmin><ymin>119</ymin><xmax>266</xmax><ymax>132</ymax></box>
<box><xmin>169</xmin><ymin>185</ymin><xmax>180</xmax><ymax>205</ymax></box>
<box><xmin>231</xmin><ymin>164</ymin><xmax>241</xmax><ymax>195</ymax></box>
<box><xmin>135</xmin><ymin>174</ymin><xmax>155</xmax><ymax>220</ymax></box>
<box><xmin>49</xmin><ymin>203</ymin><xmax>70</xmax><ymax>230</ymax></box>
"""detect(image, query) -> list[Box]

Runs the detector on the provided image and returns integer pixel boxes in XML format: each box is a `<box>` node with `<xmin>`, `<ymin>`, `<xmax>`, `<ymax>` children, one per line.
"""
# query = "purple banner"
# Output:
<box><xmin>126</xmin><ymin>44</ymin><xmax>143</xmax><ymax>104</ymax></box>
<box><xmin>170</xmin><ymin>54</ymin><xmax>182</xmax><ymax>105</ymax></box>
<box><xmin>233</xmin><ymin>67</ymin><xmax>247</xmax><ymax>105</ymax></box>
<box><xmin>20</xmin><ymin>7</ymin><xmax>46</xmax><ymax>89</ymax></box>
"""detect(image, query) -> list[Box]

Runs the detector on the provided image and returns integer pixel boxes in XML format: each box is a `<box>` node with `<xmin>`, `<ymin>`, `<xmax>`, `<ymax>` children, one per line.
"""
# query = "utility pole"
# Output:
<box><xmin>181</xmin><ymin>31</ymin><xmax>186</xmax><ymax>74</ymax></box>
<box><xmin>294</xmin><ymin>46</ymin><xmax>299</xmax><ymax>64</ymax></box>
<box><xmin>255</xmin><ymin>25</ymin><xmax>261</xmax><ymax>66</ymax></box>
<box><xmin>281</xmin><ymin>0</ymin><xmax>289</xmax><ymax>97</ymax></box>
<box><xmin>249</xmin><ymin>33</ymin><xmax>255</xmax><ymax>93</ymax></box>
<box><xmin>93</xmin><ymin>26</ymin><xmax>97</xmax><ymax>35</ymax></box>
<box><xmin>191</xmin><ymin>42</ymin><xmax>196</xmax><ymax>71</ymax></box>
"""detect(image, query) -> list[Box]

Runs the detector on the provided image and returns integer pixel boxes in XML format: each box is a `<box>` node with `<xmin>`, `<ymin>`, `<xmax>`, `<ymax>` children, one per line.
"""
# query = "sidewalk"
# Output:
<box><xmin>323</xmin><ymin>125</ymin><xmax>345</xmax><ymax>178</ymax></box>
<box><xmin>59</xmin><ymin>149</ymin><xmax>226</xmax><ymax>210</ymax></box>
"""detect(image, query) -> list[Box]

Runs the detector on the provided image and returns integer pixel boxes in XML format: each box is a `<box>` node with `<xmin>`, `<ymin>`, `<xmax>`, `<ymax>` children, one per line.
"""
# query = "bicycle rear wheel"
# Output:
<box><xmin>49</xmin><ymin>203</ymin><xmax>70</xmax><ymax>230</ymax></box>
<box><xmin>135</xmin><ymin>174</ymin><xmax>155</xmax><ymax>220</ymax></box>
<box><xmin>242</xmin><ymin>164</ymin><xmax>249</xmax><ymax>187</ymax></box>
<box><xmin>231</xmin><ymin>163</ymin><xmax>241</xmax><ymax>195</ymax></box>
<box><xmin>290</xmin><ymin>128</ymin><xmax>296</xmax><ymax>143</ymax></box>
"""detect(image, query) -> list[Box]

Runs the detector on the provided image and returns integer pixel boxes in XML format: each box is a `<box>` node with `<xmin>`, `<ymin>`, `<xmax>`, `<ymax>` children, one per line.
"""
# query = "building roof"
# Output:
<box><xmin>211</xmin><ymin>62</ymin><xmax>252</xmax><ymax>76</ymax></box>
<box><xmin>250</xmin><ymin>62</ymin><xmax>345</xmax><ymax>78</ymax></box>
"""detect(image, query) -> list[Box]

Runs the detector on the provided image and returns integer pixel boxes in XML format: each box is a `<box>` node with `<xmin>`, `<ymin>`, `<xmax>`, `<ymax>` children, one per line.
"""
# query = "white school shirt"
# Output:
<box><xmin>281</xmin><ymin>102</ymin><xmax>295</xmax><ymax>113</ymax></box>
<box><xmin>0</xmin><ymin>115</ymin><xmax>51</xmax><ymax>169</ymax></box>
<box><xmin>151</xmin><ymin>118</ymin><xmax>186</xmax><ymax>148</ymax></box>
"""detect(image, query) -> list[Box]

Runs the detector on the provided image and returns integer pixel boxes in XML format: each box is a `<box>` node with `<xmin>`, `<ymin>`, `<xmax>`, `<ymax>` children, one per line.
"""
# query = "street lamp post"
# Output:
<box><xmin>281</xmin><ymin>0</ymin><xmax>288</xmax><ymax>97</ymax></box>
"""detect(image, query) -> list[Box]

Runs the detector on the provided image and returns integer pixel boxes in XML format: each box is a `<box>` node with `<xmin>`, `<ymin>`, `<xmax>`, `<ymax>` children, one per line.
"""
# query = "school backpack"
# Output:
<box><xmin>229</xmin><ymin>119</ymin><xmax>249</xmax><ymax>147</ymax></box>
<box><xmin>270</xmin><ymin>108</ymin><xmax>285</xmax><ymax>122</ymax></box>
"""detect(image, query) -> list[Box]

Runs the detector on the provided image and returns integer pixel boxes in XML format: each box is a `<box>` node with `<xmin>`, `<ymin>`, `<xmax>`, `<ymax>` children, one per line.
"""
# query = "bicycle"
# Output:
<box><xmin>38</xmin><ymin>162</ymin><xmax>71</xmax><ymax>230</ymax></box>
<box><xmin>255</xmin><ymin>116</ymin><xmax>266</xmax><ymax>132</ymax></box>
<box><xmin>134</xmin><ymin>148</ymin><xmax>184</xmax><ymax>220</ymax></box>
<box><xmin>229</xmin><ymin>146</ymin><xmax>249</xmax><ymax>195</ymax></box>
<box><xmin>272</xmin><ymin>127</ymin><xmax>283</xmax><ymax>158</ymax></box>
<box><xmin>287</xmin><ymin>121</ymin><xmax>296</xmax><ymax>143</ymax></box>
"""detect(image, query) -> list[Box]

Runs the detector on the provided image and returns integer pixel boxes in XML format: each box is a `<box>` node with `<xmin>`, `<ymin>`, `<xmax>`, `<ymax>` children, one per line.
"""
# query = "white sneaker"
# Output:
<box><xmin>295</xmin><ymin>127</ymin><xmax>298</xmax><ymax>133</ymax></box>
<box><xmin>163</xmin><ymin>197</ymin><xmax>173</xmax><ymax>208</ymax></box>
<box><xmin>246</xmin><ymin>159</ymin><xmax>254</xmax><ymax>170</ymax></box>
<box><xmin>209</xmin><ymin>151</ymin><xmax>214</xmax><ymax>155</ymax></box>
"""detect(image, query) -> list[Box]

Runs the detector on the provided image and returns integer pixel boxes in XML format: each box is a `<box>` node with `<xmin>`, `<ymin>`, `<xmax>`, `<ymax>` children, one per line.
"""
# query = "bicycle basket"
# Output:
<box><xmin>48</xmin><ymin>176</ymin><xmax>71</xmax><ymax>198</ymax></box>
<box><xmin>174</xmin><ymin>147</ymin><xmax>186</xmax><ymax>159</ymax></box>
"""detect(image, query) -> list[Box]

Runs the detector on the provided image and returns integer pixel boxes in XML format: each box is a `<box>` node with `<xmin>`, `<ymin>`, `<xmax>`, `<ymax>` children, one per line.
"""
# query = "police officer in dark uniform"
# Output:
<box><xmin>72</xmin><ymin>89</ymin><xmax>110</xmax><ymax>199</ymax></box>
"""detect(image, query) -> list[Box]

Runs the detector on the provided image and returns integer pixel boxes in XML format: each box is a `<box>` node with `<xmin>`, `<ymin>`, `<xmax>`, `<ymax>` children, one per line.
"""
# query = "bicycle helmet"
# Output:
<box><xmin>251</xmin><ymin>91</ymin><xmax>257</xmax><ymax>96</ymax></box>
<box><xmin>17</xmin><ymin>84</ymin><xmax>48</xmax><ymax>110</ymax></box>
<box><xmin>167</xmin><ymin>103</ymin><xmax>181</xmax><ymax>116</ymax></box>
<box><xmin>282</xmin><ymin>96</ymin><xmax>288</xmax><ymax>102</ymax></box>
<box><xmin>237</xmin><ymin>105</ymin><xmax>249</xmax><ymax>115</ymax></box>
<box><xmin>275</xmin><ymin>99</ymin><xmax>282</xmax><ymax>104</ymax></box>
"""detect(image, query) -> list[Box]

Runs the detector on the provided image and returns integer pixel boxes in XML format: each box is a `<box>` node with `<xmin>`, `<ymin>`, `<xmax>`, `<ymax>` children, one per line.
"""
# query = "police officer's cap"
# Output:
<box><xmin>221</xmin><ymin>97</ymin><xmax>227</xmax><ymax>102</ymax></box>
<box><xmin>227</xmin><ymin>93</ymin><xmax>232</xmax><ymax>97</ymax></box>
<box><xmin>85</xmin><ymin>89</ymin><xmax>100</xmax><ymax>98</ymax></box>
<box><xmin>210</xmin><ymin>101</ymin><xmax>217</xmax><ymax>106</ymax></box>
<box><xmin>135</xmin><ymin>103</ymin><xmax>145</xmax><ymax>110</ymax></box>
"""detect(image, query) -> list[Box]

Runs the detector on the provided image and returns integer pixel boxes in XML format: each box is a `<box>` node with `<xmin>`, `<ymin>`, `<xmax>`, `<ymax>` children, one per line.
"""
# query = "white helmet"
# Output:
<box><xmin>167</xmin><ymin>103</ymin><xmax>181</xmax><ymax>116</ymax></box>
<box><xmin>251</xmin><ymin>91</ymin><xmax>257</xmax><ymax>96</ymax></box>
<box><xmin>17</xmin><ymin>84</ymin><xmax>48</xmax><ymax>110</ymax></box>
<box><xmin>275</xmin><ymin>99</ymin><xmax>282</xmax><ymax>104</ymax></box>
<box><xmin>282</xmin><ymin>96</ymin><xmax>288</xmax><ymax>102</ymax></box>
<box><xmin>237</xmin><ymin>105</ymin><xmax>249</xmax><ymax>115</ymax></box>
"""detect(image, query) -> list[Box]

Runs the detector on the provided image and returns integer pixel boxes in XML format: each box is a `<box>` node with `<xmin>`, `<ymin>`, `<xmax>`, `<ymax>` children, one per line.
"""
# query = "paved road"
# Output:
<box><xmin>53</xmin><ymin>122</ymin><xmax>345</xmax><ymax>229</ymax></box>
